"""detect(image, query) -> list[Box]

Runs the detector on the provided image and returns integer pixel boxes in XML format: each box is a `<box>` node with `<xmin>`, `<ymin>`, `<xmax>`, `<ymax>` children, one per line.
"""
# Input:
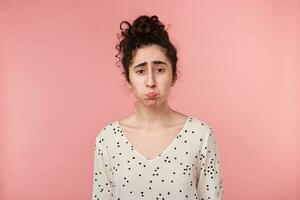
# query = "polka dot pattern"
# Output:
<box><xmin>92</xmin><ymin>116</ymin><xmax>224</xmax><ymax>199</ymax></box>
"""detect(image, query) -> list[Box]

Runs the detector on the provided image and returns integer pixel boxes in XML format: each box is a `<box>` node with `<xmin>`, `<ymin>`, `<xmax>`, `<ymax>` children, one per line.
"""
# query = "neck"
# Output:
<box><xmin>134</xmin><ymin>100</ymin><xmax>175</xmax><ymax>127</ymax></box>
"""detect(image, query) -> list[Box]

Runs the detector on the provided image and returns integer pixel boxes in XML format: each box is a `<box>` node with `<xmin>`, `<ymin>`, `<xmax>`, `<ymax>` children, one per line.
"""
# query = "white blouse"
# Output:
<box><xmin>92</xmin><ymin>116</ymin><xmax>224</xmax><ymax>200</ymax></box>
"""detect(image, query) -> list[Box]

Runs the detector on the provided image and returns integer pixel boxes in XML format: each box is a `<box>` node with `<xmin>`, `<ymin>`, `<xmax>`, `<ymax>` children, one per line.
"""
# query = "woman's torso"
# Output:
<box><xmin>96</xmin><ymin>116</ymin><xmax>213</xmax><ymax>199</ymax></box>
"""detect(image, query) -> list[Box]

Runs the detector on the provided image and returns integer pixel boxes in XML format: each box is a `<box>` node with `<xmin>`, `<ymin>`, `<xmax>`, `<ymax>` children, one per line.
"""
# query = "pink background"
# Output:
<box><xmin>1</xmin><ymin>0</ymin><xmax>299</xmax><ymax>199</ymax></box>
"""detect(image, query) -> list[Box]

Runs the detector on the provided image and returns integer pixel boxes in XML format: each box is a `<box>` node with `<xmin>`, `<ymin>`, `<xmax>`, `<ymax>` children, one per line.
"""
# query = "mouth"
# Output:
<box><xmin>145</xmin><ymin>92</ymin><xmax>158</xmax><ymax>98</ymax></box>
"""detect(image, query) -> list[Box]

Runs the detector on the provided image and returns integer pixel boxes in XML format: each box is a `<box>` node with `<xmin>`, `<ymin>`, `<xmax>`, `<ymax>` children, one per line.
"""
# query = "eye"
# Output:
<box><xmin>156</xmin><ymin>68</ymin><xmax>165</xmax><ymax>73</ymax></box>
<box><xmin>136</xmin><ymin>69</ymin><xmax>144</xmax><ymax>74</ymax></box>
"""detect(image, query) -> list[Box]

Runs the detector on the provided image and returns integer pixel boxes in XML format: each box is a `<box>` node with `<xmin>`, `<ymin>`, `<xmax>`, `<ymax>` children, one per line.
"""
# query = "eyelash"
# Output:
<box><xmin>136</xmin><ymin>68</ymin><xmax>165</xmax><ymax>74</ymax></box>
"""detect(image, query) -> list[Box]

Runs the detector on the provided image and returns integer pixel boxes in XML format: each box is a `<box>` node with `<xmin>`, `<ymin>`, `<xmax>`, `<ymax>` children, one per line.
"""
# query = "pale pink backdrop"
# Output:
<box><xmin>1</xmin><ymin>0</ymin><xmax>299</xmax><ymax>200</ymax></box>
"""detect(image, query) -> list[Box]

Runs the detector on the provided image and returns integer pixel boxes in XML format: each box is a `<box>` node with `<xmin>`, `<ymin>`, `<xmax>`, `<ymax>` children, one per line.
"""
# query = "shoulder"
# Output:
<box><xmin>189</xmin><ymin>116</ymin><xmax>214</xmax><ymax>141</ymax></box>
<box><xmin>188</xmin><ymin>116</ymin><xmax>221</xmax><ymax>151</ymax></box>
<box><xmin>190</xmin><ymin>116</ymin><xmax>212</xmax><ymax>132</ymax></box>
<box><xmin>95</xmin><ymin>119</ymin><xmax>118</xmax><ymax>143</ymax></box>
<box><xmin>191</xmin><ymin>116</ymin><xmax>221</xmax><ymax>148</ymax></box>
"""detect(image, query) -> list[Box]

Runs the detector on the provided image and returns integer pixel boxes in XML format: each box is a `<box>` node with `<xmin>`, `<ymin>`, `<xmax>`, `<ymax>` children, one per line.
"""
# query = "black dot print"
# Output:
<box><xmin>92</xmin><ymin>116</ymin><xmax>224</xmax><ymax>199</ymax></box>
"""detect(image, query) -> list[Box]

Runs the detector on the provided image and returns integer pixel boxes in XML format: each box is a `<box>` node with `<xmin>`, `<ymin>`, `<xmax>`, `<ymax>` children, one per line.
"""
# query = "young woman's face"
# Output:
<box><xmin>128</xmin><ymin>44</ymin><xmax>175</xmax><ymax>106</ymax></box>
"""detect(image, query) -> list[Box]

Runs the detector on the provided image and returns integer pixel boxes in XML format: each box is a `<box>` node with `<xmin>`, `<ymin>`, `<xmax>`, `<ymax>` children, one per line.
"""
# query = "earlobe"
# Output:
<box><xmin>128</xmin><ymin>84</ymin><xmax>132</xmax><ymax>90</ymax></box>
<box><xmin>171</xmin><ymin>80</ymin><xmax>176</xmax><ymax>87</ymax></box>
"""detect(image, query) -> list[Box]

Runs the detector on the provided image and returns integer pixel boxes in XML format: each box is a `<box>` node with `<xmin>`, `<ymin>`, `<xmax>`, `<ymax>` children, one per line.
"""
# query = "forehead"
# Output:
<box><xmin>131</xmin><ymin>44</ymin><xmax>169</xmax><ymax>66</ymax></box>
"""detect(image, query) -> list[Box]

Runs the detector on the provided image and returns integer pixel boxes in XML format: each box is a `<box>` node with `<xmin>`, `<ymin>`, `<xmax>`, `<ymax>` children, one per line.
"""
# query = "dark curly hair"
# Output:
<box><xmin>115</xmin><ymin>15</ymin><xmax>178</xmax><ymax>85</ymax></box>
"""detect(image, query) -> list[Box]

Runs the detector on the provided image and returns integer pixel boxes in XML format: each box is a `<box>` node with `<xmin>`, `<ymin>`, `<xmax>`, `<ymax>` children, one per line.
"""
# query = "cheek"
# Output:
<box><xmin>158</xmin><ymin>78</ymin><xmax>173</xmax><ymax>93</ymax></box>
<box><xmin>129</xmin><ymin>78</ymin><xmax>144</xmax><ymax>94</ymax></box>
<box><xmin>160</xmin><ymin>73</ymin><xmax>173</xmax><ymax>86</ymax></box>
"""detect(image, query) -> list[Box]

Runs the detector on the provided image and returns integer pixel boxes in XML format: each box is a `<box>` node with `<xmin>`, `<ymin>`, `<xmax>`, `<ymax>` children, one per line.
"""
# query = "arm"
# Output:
<box><xmin>196</xmin><ymin>127</ymin><xmax>224</xmax><ymax>199</ymax></box>
<box><xmin>92</xmin><ymin>131</ymin><xmax>113</xmax><ymax>200</ymax></box>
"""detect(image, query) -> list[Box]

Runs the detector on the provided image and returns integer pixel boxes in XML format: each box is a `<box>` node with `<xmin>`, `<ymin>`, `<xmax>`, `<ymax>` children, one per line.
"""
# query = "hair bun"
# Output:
<box><xmin>133</xmin><ymin>15</ymin><xmax>164</xmax><ymax>35</ymax></box>
<box><xmin>120</xmin><ymin>15</ymin><xmax>165</xmax><ymax>39</ymax></box>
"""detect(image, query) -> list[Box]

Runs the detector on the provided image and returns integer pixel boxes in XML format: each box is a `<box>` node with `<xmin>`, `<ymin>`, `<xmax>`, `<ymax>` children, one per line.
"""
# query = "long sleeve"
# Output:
<box><xmin>92</xmin><ymin>131</ymin><xmax>113</xmax><ymax>200</ymax></box>
<box><xmin>196</xmin><ymin>127</ymin><xmax>224</xmax><ymax>199</ymax></box>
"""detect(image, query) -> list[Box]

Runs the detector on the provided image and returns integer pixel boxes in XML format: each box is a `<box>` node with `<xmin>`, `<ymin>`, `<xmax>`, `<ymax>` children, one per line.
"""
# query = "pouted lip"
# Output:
<box><xmin>145</xmin><ymin>92</ymin><xmax>158</xmax><ymax>97</ymax></box>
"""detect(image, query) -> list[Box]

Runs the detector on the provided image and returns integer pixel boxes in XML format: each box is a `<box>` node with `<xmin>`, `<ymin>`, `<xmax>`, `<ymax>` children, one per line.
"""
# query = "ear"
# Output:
<box><xmin>171</xmin><ymin>79</ymin><xmax>176</xmax><ymax>87</ymax></box>
<box><xmin>128</xmin><ymin>83</ymin><xmax>132</xmax><ymax>90</ymax></box>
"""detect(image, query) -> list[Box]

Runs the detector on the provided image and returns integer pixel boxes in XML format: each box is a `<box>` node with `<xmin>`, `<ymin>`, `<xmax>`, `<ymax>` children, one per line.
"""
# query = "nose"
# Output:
<box><xmin>145</xmin><ymin>70</ymin><xmax>156</xmax><ymax>88</ymax></box>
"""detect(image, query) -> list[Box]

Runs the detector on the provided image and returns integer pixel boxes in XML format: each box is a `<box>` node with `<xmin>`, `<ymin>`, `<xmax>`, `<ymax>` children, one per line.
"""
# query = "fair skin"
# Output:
<box><xmin>118</xmin><ymin>44</ymin><xmax>189</xmax><ymax>160</ymax></box>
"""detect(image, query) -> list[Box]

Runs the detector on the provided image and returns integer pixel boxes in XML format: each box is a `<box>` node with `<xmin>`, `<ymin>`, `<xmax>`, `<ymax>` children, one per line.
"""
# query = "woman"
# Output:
<box><xmin>92</xmin><ymin>15</ymin><xmax>224</xmax><ymax>200</ymax></box>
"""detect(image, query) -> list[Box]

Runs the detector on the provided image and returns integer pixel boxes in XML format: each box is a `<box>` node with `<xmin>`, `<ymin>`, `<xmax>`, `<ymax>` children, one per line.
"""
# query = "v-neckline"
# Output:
<box><xmin>116</xmin><ymin>116</ymin><xmax>192</xmax><ymax>164</ymax></box>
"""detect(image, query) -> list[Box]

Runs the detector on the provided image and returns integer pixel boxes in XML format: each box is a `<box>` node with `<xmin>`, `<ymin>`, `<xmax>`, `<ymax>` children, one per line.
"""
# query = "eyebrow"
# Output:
<box><xmin>133</xmin><ymin>60</ymin><xmax>167</xmax><ymax>69</ymax></box>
